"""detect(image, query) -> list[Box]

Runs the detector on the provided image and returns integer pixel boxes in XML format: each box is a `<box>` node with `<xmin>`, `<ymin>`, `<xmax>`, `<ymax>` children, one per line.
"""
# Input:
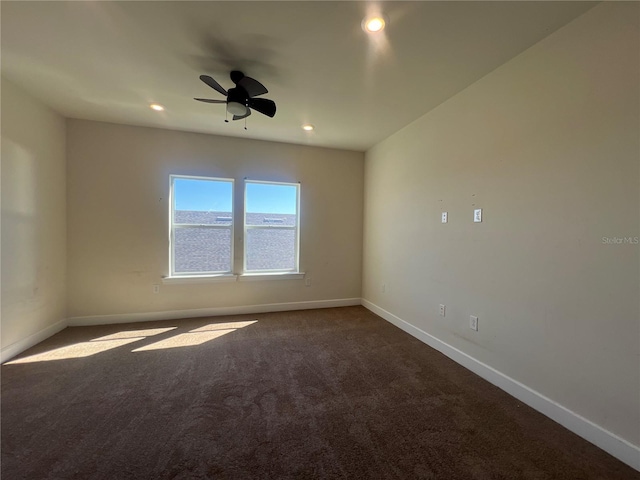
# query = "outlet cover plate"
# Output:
<box><xmin>470</xmin><ymin>315</ymin><xmax>478</xmax><ymax>331</ymax></box>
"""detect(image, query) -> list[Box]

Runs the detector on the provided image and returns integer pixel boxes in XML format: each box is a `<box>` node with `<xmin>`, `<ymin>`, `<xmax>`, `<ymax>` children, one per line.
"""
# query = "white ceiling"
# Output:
<box><xmin>1</xmin><ymin>1</ymin><xmax>596</xmax><ymax>152</ymax></box>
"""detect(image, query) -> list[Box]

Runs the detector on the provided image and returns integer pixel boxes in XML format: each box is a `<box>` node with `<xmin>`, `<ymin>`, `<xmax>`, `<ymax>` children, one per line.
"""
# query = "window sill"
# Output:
<box><xmin>161</xmin><ymin>272</ymin><xmax>305</xmax><ymax>284</ymax></box>
<box><xmin>162</xmin><ymin>274</ymin><xmax>238</xmax><ymax>285</ymax></box>
<box><xmin>238</xmin><ymin>272</ymin><xmax>305</xmax><ymax>282</ymax></box>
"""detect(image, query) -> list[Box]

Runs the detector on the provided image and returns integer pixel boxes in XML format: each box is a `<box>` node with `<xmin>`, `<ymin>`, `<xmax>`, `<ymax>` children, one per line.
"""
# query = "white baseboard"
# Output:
<box><xmin>67</xmin><ymin>298</ymin><xmax>362</xmax><ymax>326</ymax></box>
<box><xmin>1</xmin><ymin>318</ymin><xmax>68</xmax><ymax>364</ymax></box>
<box><xmin>361</xmin><ymin>299</ymin><xmax>640</xmax><ymax>472</ymax></box>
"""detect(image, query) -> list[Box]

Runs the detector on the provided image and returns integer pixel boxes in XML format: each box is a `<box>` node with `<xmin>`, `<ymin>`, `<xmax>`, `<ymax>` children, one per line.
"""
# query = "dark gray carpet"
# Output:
<box><xmin>2</xmin><ymin>306</ymin><xmax>638</xmax><ymax>479</ymax></box>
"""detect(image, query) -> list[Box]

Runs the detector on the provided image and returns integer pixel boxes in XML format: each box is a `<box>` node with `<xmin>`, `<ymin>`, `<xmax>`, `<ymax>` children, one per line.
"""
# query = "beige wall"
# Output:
<box><xmin>1</xmin><ymin>79</ymin><xmax>67</xmax><ymax>349</ymax></box>
<box><xmin>363</xmin><ymin>2</ymin><xmax>639</xmax><ymax>446</ymax></box>
<box><xmin>67</xmin><ymin>120</ymin><xmax>363</xmax><ymax>318</ymax></box>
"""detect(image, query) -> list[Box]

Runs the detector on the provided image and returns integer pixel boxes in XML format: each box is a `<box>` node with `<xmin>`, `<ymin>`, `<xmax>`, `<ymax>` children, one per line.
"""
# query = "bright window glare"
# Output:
<box><xmin>174</xmin><ymin>178</ymin><xmax>232</xmax><ymax>212</ymax></box>
<box><xmin>246</xmin><ymin>183</ymin><xmax>297</xmax><ymax>214</ymax></box>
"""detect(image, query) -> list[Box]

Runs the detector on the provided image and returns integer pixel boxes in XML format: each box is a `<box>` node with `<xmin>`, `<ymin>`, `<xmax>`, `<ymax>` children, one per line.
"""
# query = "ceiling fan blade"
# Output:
<box><xmin>194</xmin><ymin>98</ymin><xmax>227</xmax><ymax>104</ymax></box>
<box><xmin>199</xmin><ymin>75</ymin><xmax>227</xmax><ymax>96</ymax></box>
<box><xmin>238</xmin><ymin>76</ymin><xmax>268</xmax><ymax>97</ymax></box>
<box><xmin>248</xmin><ymin>98</ymin><xmax>276</xmax><ymax>118</ymax></box>
<box><xmin>232</xmin><ymin>108</ymin><xmax>252</xmax><ymax>121</ymax></box>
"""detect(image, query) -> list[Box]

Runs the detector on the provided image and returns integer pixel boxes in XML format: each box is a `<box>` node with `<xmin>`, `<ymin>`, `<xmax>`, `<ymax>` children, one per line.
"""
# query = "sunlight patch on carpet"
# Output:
<box><xmin>190</xmin><ymin>320</ymin><xmax>257</xmax><ymax>332</ymax></box>
<box><xmin>5</xmin><ymin>327</ymin><xmax>179</xmax><ymax>364</ymax></box>
<box><xmin>132</xmin><ymin>330</ymin><xmax>235</xmax><ymax>351</ymax></box>
<box><xmin>6</xmin><ymin>338</ymin><xmax>142</xmax><ymax>363</ymax></box>
<box><xmin>132</xmin><ymin>320</ymin><xmax>258</xmax><ymax>352</ymax></box>
<box><xmin>91</xmin><ymin>327</ymin><xmax>177</xmax><ymax>342</ymax></box>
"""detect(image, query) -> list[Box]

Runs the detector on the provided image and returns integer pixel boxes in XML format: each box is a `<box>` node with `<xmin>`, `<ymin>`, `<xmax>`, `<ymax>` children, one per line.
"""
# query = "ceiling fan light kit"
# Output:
<box><xmin>227</xmin><ymin>101</ymin><xmax>247</xmax><ymax>116</ymax></box>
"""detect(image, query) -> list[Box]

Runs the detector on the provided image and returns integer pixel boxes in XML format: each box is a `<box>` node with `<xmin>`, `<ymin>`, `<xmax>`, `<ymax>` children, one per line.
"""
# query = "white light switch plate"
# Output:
<box><xmin>441</xmin><ymin>212</ymin><xmax>448</xmax><ymax>223</ymax></box>
<box><xmin>474</xmin><ymin>208</ymin><xmax>482</xmax><ymax>223</ymax></box>
<box><xmin>470</xmin><ymin>315</ymin><xmax>478</xmax><ymax>331</ymax></box>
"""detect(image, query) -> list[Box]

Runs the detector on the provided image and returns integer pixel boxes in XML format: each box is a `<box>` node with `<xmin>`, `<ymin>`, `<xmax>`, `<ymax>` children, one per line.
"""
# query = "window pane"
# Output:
<box><xmin>245</xmin><ymin>228</ymin><xmax>295</xmax><ymax>271</ymax></box>
<box><xmin>174</xmin><ymin>178</ymin><xmax>232</xmax><ymax>225</ymax></box>
<box><xmin>171</xmin><ymin>176</ymin><xmax>233</xmax><ymax>276</ymax></box>
<box><xmin>174</xmin><ymin>227</ymin><xmax>231</xmax><ymax>273</ymax></box>
<box><xmin>245</xmin><ymin>182</ymin><xmax>299</xmax><ymax>272</ymax></box>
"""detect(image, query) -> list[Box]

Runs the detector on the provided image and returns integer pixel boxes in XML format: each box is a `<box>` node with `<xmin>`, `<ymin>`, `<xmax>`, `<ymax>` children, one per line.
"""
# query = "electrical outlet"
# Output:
<box><xmin>152</xmin><ymin>284</ymin><xmax>160</xmax><ymax>294</ymax></box>
<box><xmin>304</xmin><ymin>277</ymin><xmax>311</xmax><ymax>287</ymax></box>
<box><xmin>439</xmin><ymin>304</ymin><xmax>446</xmax><ymax>317</ymax></box>
<box><xmin>441</xmin><ymin>212</ymin><xmax>448</xmax><ymax>223</ymax></box>
<box><xmin>470</xmin><ymin>315</ymin><xmax>478</xmax><ymax>331</ymax></box>
<box><xmin>474</xmin><ymin>208</ymin><xmax>482</xmax><ymax>223</ymax></box>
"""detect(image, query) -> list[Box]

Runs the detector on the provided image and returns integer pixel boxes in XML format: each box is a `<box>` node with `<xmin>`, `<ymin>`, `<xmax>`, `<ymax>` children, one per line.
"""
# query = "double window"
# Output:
<box><xmin>169</xmin><ymin>175</ymin><xmax>300</xmax><ymax>277</ymax></box>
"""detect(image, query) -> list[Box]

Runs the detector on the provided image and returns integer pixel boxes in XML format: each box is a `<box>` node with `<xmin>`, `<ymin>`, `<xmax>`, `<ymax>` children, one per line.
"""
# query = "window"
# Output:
<box><xmin>170</xmin><ymin>175</ymin><xmax>233</xmax><ymax>276</ymax></box>
<box><xmin>244</xmin><ymin>181</ymin><xmax>300</xmax><ymax>273</ymax></box>
<box><xmin>167</xmin><ymin>176</ymin><xmax>301</xmax><ymax>280</ymax></box>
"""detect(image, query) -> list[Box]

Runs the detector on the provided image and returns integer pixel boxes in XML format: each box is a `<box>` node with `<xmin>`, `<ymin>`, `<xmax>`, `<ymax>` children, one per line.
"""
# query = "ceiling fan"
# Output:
<box><xmin>194</xmin><ymin>71</ymin><xmax>276</xmax><ymax>122</ymax></box>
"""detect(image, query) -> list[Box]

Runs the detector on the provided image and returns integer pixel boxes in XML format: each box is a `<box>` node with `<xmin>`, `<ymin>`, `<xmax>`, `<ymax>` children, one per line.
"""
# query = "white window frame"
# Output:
<box><xmin>169</xmin><ymin>174</ymin><xmax>234</xmax><ymax>277</ymax></box>
<box><xmin>243</xmin><ymin>180</ymin><xmax>300</xmax><ymax>274</ymax></box>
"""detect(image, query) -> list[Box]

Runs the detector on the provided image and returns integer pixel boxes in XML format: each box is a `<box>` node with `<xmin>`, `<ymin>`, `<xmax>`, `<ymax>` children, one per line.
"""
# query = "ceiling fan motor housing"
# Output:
<box><xmin>226</xmin><ymin>87</ymin><xmax>248</xmax><ymax>115</ymax></box>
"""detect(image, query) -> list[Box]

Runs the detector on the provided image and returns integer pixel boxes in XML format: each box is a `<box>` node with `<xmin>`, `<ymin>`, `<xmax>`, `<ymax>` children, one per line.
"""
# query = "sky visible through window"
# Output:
<box><xmin>174</xmin><ymin>178</ymin><xmax>297</xmax><ymax>214</ymax></box>
<box><xmin>246</xmin><ymin>182</ymin><xmax>297</xmax><ymax>214</ymax></box>
<box><xmin>174</xmin><ymin>178</ymin><xmax>232</xmax><ymax>212</ymax></box>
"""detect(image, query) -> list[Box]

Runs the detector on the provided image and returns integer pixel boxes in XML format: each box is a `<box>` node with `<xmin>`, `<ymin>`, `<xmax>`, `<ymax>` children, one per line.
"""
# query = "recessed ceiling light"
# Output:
<box><xmin>363</xmin><ymin>16</ymin><xmax>386</xmax><ymax>33</ymax></box>
<box><xmin>302</xmin><ymin>124</ymin><xmax>314</xmax><ymax>131</ymax></box>
<box><xmin>150</xmin><ymin>103</ymin><xmax>165</xmax><ymax>111</ymax></box>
